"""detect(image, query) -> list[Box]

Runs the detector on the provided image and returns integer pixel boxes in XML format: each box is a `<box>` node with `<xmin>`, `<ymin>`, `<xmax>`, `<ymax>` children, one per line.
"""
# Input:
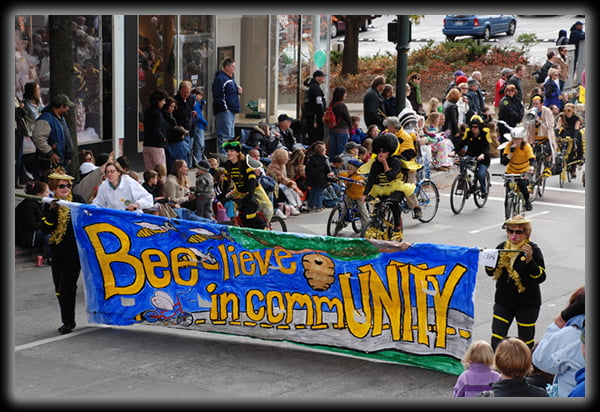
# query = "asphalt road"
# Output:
<box><xmin>11</xmin><ymin>158</ymin><xmax>586</xmax><ymax>405</ymax></box>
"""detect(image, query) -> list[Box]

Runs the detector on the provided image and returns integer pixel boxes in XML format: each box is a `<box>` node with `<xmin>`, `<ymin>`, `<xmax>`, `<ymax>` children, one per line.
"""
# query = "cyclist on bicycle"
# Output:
<box><xmin>361</xmin><ymin>133</ymin><xmax>416</xmax><ymax>241</ymax></box>
<box><xmin>456</xmin><ymin>115</ymin><xmax>491</xmax><ymax>198</ymax></box>
<box><xmin>338</xmin><ymin>158</ymin><xmax>369</xmax><ymax>228</ymax></box>
<box><xmin>382</xmin><ymin>109</ymin><xmax>422</xmax><ymax>219</ymax></box>
<box><xmin>526</xmin><ymin>95</ymin><xmax>556</xmax><ymax>177</ymax></box>
<box><xmin>501</xmin><ymin>125</ymin><xmax>535</xmax><ymax>211</ymax></box>
<box><xmin>219</xmin><ymin>140</ymin><xmax>273</xmax><ymax>229</ymax></box>
<box><xmin>555</xmin><ymin>102</ymin><xmax>584</xmax><ymax>179</ymax></box>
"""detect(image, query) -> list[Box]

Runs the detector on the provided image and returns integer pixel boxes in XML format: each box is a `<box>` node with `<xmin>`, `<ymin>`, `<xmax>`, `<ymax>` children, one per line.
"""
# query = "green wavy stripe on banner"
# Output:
<box><xmin>228</xmin><ymin>226</ymin><xmax>382</xmax><ymax>261</ymax></box>
<box><xmin>292</xmin><ymin>343</ymin><xmax>464</xmax><ymax>376</ymax></box>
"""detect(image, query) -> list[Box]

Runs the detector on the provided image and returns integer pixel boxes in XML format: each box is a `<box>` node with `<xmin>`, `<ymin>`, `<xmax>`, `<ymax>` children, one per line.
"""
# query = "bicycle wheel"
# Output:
<box><xmin>505</xmin><ymin>194</ymin><xmax>514</xmax><ymax>220</ymax></box>
<box><xmin>381</xmin><ymin>201</ymin><xmax>397</xmax><ymax>240</ymax></box>
<box><xmin>530</xmin><ymin>161</ymin><xmax>542</xmax><ymax>201</ymax></box>
<box><xmin>416</xmin><ymin>180</ymin><xmax>439</xmax><ymax>223</ymax></box>
<box><xmin>450</xmin><ymin>176</ymin><xmax>468</xmax><ymax>214</ymax></box>
<box><xmin>327</xmin><ymin>203</ymin><xmax>345</xmax><ymax>236</ymax></box>
<box><xmin>537</xmin><ymin>175</ymin><xmax>546</xmax><ymax>198</ymax></box>
<box><xmin>350</xmin><ymin>204</ymin><xmax>363</xmax><ymax>234</ymax></box>
<box><xmin>176</xmin><ymin>312</ymin><xmax>194</xmax><ymax>327</ymax></box>
<box><xmin>474</xmin><ymin>171</ymin><xmax>491</xmax><ymax>208</ymax></box>
<box><xmin>516</xmin><ymin>193</ymin><xmax>526</xmax><ymax>216</ymax></box>
<box><xmin>269</xmin><ymin>216</ymin><xmax>288</xmax><ymax>232</ymax></box>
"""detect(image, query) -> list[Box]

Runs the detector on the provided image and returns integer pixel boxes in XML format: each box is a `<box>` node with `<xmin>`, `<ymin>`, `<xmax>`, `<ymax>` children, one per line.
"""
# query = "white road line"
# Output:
<box><xmin>14</xmin><ymin>325</ymin><xmax>110</xmax><ymax>351</ymax></box>
<box><xmin>469</xmin><ymin>211</ymin><xmax>551</xmax><ymax>234</ymax></box>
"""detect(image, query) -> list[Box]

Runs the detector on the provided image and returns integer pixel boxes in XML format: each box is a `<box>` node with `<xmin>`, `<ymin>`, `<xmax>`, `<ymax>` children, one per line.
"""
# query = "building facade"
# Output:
<box><xmin>14</xmin><ymin>14</ymin><xmax>331</xmax><ymax>168</ymax></box>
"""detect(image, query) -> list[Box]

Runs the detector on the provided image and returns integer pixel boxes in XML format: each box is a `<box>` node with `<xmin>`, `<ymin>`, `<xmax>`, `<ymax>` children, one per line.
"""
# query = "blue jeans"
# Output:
<box><xmin>328</xmin><ymin>131</ymin><xmax>349</xmax><ymax>160</ymax></box>
<box><xmin>215</xmin><ymin>111</ymin><xmax>235</xmax><ymax>154</ymax></box>
<box><xmin>190</xmin><ymin>127</ymin><xmax>205</xmax><ymax>165</ymax></box>
<box><xmin>307</xmin><ymin>186</ymin><xmax>325</xmax><ymax>209</ymax></box>
<box><xmin>476</xmin><ymin>162</ymin><xmax>488</xmax><ymax>194</ymax></box>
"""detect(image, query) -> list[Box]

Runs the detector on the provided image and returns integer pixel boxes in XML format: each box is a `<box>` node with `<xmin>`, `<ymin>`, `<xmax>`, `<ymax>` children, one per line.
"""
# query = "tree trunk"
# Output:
<box><xmin>341</xmin><ymin>16</ymin><xmax>367</xmax><ymax>76</ymax></box>
<box><xmin>48</xmin><ymin>15</ymin><xmax>78</xmax><ymax>177</ymax></box>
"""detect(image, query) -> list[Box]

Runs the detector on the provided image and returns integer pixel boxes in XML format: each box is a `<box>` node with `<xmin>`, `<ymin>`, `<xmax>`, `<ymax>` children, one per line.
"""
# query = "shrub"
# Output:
<box><xmin>330</xmin><ymin>41</ymin><xmax>532</xmax><ymax>105</ymax></box>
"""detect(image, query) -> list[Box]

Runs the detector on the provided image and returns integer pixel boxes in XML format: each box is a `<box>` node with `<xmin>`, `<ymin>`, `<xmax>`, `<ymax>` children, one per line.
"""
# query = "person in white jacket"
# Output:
<box><xmin>92</xmin><ymin>161</ymin><xmax>153</xmax><ymax>211</ymax></box>
<box><xmin>532</xmin><ymin>286</ymin><xmax>585</xmax><ymax>397</ymax></box>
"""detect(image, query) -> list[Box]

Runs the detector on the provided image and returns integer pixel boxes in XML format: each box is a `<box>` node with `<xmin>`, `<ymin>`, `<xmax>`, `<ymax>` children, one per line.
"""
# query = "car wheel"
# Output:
<box><xmin>446</xmin><ymin>35</ymin><xmax>456</xmax><ymax>41</ymax></box>
<box><xmin>330</xmin><ymin>23</ymin><xmax>338</xmax><ymax>38</ymax></box>
<box><xmin>506</xmin><ymin>21</ymin><xmax>516</xmax><ymax>36</ymax></box>
<box><xmin>482</xmin><ymin>26</ymin><xmax>491</xmax><ymax>41</ymax></box>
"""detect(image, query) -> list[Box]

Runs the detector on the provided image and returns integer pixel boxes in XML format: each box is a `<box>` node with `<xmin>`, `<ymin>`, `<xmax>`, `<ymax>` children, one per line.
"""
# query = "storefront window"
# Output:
<box><xmin>15</xmin><ymin>15</ymin><xmax>104</xmax><ymax>150</ymax></box>
<box><xmin>178</xmin><ymin>15</ymin><xmax>215</xmax><ymax>90</ymax></box>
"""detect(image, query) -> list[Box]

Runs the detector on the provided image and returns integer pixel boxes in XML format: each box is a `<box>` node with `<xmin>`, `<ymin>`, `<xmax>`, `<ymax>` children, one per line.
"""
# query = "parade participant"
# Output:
<box><xmin>484</xmin><ymin>215</ymin><xmax>547</xmax><ymax>351</ymax></box>
<box><xmin>360</xmin><ymin>133</ymin><xmax>415</xmax><ymax>241</ymax></box>
<box><xmin>219</xmin><ymin>140</ymin><xmax>273</xmax><ymax>229</ymax></box>
<box><xmin>40</xmin><ymin>171</ymin><xmax>86</xmax><ymax>334</ymax></box>
<box><xmin>501</xmin><ymin>125</ymin><xmax>535</xmax><ymax>212</ymax></box>
<box><xmin>92</xmin><ymin>161</ymin><xmax>154</xmax><ymax>211</ymax></box>
<box><xmin>456</xmin><ymin>115</ymin><xmax>492</xmax><ymax>198</ymax></box>
<box><xmin>526</xmin><ymin>94</ymin><xmax>556</xmax><ymax>177</ymax></box>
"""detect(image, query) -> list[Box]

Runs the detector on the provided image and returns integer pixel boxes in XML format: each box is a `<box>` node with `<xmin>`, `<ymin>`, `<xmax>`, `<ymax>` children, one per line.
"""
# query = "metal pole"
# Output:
<box><xmin>395</xmin><ymin>16</ymin><xmax>411</xmax><ymax>115</ymax></box>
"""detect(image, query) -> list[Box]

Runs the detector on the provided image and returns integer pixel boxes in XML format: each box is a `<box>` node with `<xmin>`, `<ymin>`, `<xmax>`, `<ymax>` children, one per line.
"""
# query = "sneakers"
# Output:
<box><xmin>290</xmin><ymin>206</ymin><xmax>301</xmax><ymax>216</ymax></box>
<box><xmin>275</xmin><ymin>208</ymin><xmax>287</xmax><ymax>220</ymax></box>
<box><xmin>412</xmin><ymin>207</ymin><xmax>422</xmax><ymax>219</ymax></box>
<box><xmin>525</xmin><ymin>202</ymin><xmax>533</xmax><ymax>211</ymax></box>
<box><xmin>480</xmin><ymin>191</ymin><xmax>487</xmax><ymax>199</ymax></box>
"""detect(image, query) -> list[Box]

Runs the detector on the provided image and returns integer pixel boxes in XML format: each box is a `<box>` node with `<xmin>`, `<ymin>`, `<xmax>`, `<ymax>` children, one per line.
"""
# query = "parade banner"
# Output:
<box><xmin>70</xmin><ymin>202</ymin><xmax>479</xmax><ymax>375</ymax></box>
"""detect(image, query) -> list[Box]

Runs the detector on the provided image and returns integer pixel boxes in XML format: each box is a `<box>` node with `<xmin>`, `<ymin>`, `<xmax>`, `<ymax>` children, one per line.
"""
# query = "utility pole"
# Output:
<box><xmin>388</xmin><ymin>16</ymin><xmax>411</xmax><ymax>114</ymax></box>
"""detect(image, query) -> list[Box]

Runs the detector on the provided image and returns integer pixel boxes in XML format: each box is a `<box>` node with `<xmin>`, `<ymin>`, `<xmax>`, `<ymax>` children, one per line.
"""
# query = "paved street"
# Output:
<box><xmin>11</xmin><ymin>157</ymin><xmax>586</xmax><ymax>404</ymax></box>
<box><xmin>10</xmin><ymin>12</ymin><xmax>588</xmax><ymax>406</ymax></box>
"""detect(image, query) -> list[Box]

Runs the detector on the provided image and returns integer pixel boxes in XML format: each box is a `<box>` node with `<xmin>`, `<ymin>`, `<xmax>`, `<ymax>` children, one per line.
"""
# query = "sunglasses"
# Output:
<box><xmin>222</xmin><ymin>141</ymin><xmax>241</xmax><ymax>150</ymax></box>
<box><xmin>507</xmin><ymin>229</ymin><xmax>524</xmax><ymax>235</ymax></box>
<box><xmin>57</xmin><ymin>183</ymin><xmax>72</xmax><ymax>189</ymax></box>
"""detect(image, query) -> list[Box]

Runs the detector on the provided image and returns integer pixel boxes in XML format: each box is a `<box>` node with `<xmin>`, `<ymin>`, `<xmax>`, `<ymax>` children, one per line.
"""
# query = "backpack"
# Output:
<box><xmin>534</xmin><ymin>61</ymin><xmax>552</xmax><ymax>83</ymax></box>
<box><xmin>322</xmin><ymin>102</ymin><xmax>340</xmax><ymax>129</ymax></box>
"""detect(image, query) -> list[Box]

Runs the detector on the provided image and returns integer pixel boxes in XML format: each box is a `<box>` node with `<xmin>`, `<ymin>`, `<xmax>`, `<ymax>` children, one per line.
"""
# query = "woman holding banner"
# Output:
<box><xmin>484</xmin><ymin>215</ymin><xmax>547</xmax><ymax>351</ymax></box>
<box><xmin>41</xmin><ymin>171</ymin><xmax>86</xmax><ymax>334</ymax></box>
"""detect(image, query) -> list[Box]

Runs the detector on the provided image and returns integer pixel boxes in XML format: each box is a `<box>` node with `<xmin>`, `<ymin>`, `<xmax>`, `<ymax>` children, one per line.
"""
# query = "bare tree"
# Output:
<box><xmin>339</xmin><ymin>15</ymin><xmax>369</xmax><ymax>76</ymax></box>
<box><xmin>48</xmin><ymin>15</ymin><xmax>78</xmax><ymax>176</ymax></box>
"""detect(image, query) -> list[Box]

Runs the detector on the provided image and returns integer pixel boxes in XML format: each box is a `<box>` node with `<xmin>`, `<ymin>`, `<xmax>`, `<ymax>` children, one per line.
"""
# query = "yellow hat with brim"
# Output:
<box><xmin>48</xmin><ymin>172</ymin><xmax>75</xmax><ymax>181</ymax></box>
<box><xmin>504</xmin><ymin>215</ymin><xmax>530</xmax><ymax>225</ymax></box>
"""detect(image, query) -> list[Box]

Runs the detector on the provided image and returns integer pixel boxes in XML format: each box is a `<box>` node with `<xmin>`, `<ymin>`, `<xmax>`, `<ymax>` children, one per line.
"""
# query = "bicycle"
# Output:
<box><xmin>361</xmin><ymin>195</ymin><xmax>400</xmax><ymax>241</ymax></box>
<box><xmin>449</xmin><ymin>155</ymin><xmax>490</xmax><ymax>214</ymax></box>
<box><xmin>360</xmin><ymin>177</ymin><xmax>440</xmax><ymax>241</ymax></box>
<box><xmin>326</xmin><ymin>176</ymin><xmax>365</xmax><ymax>237</ymax></box>
<box><xmin>528</xmin><ymin>139</ymin><xmax>548</xmax><ymax>201</ymax></box>
<box><xmin>556</xmin><ymin>134</ymin><xmax>584</xmax><ymax>188</ymax></box>
<box><xmin>493</xmin><ymin>172</ymin><xmax>530</xmax><ymax>219</ymax></box>
<box><xmin>136</xmin><ymin>291</ymin><xmax>194</xmax><ymax>327</ymax></box>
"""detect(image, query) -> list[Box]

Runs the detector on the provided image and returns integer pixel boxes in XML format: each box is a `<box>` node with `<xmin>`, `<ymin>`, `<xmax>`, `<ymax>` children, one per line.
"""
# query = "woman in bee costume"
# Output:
<box><xmin>219</xmin><ymin>140</ymin><xmax>273</xmax><ymax>229</ymax></box>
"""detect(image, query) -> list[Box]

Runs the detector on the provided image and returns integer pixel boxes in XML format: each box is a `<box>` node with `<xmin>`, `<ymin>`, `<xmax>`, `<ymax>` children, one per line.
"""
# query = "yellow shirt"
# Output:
<box><xmin>503</xmin><ymin>143</ymin><xmax>535</xmax><ymax>174</ymax></box>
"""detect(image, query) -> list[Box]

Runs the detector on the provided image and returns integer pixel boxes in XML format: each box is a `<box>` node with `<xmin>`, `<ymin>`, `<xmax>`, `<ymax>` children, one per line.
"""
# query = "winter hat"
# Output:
<box><xmin>455</xmin><ymin>75</ymin><xmax>468</xmax><ymax>85</ymax></box>
<box><xmin>398</xmin><ymin>107</ymin><xmax>418</xmax><ymax>129</ymax></box>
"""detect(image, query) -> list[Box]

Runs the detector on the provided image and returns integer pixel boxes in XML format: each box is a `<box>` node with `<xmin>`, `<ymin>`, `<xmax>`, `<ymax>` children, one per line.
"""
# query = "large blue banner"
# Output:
<box><xmin>70</xmin><ymin>202</ymin><xmax>479</xmax><ymax>375</ymax></box>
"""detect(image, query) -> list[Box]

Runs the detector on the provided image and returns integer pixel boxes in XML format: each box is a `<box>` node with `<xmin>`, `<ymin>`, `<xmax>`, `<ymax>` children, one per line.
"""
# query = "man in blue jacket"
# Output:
<box><xmin>31</xmin><ymin>93</ymin><xmax>75</xmax><ymax>176</ymax></box>
<box><xmin>212</xmin><ymin>58</ymin><xmax>242</xmax><ymax>154</ymax></box>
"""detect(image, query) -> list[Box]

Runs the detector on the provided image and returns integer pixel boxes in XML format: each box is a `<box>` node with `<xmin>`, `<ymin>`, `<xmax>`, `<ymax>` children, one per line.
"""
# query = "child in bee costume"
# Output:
<box><xmin>359</xmin><ymin>133</ymin><xmax>416</xmax><ymax>241</ymax></box>
<box><xmin>220</xmin><ymin>140</ymin><xmax>273</xmax><ymax>229</ymax></box>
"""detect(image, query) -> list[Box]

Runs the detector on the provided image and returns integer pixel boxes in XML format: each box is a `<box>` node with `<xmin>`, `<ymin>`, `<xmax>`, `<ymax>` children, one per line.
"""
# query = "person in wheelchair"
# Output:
<box><xmin>556</xmin><ymin>102</ymin><xmax>584</xmax><ymax>179</ymax></box>
<box><xmin>360</xmin><ymin>133</ymin><xmax>416</xmax><ymax>242</ymax></box>
<box><xmin>501</xmin><ymin>125</ymin><xmax>535</xmax><ymax>211</ymax></box>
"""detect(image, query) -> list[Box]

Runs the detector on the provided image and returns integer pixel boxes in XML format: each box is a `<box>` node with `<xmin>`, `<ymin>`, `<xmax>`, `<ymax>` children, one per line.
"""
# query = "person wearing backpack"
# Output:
<box><xmin>534</xmin><ymin>51</ymin><xmax>555</xmax><ymax>84</ymax></box>
<box><xmin>302</xmin><ymin>70</ymin><xmax>327</xmax><ymax>146</ymax></box>
<box><xmin>325</xmin><ymin>86</ymin><xmax>352</xmax><ymax>160</ymax></box>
